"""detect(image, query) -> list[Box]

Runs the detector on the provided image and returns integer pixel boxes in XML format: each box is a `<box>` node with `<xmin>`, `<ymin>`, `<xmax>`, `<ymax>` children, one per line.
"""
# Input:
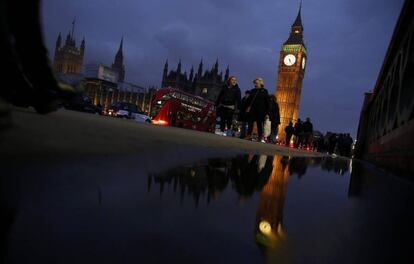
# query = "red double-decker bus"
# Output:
<box><xmin>150</xmin><ymin>87</ymin><xmax>216</xmax><ymax>132</ymax></box>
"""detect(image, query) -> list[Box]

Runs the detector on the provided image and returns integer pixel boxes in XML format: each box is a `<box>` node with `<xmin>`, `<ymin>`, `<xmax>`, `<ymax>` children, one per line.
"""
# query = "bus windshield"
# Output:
<box><xmin>150</xmin><ymin>93</ymin><xmax>171</xmax><ymax>117</ymax></box>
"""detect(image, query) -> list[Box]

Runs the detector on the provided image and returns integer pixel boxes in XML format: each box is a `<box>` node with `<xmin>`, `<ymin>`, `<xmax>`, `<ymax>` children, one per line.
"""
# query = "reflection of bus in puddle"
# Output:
<box><xmin>150</xmin><ymin>87</ymin><xmax>216</xmax><ymax>132</ymax></box>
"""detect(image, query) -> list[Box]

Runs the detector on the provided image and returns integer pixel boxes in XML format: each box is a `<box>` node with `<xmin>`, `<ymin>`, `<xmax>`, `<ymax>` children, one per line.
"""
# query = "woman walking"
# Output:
<box><xmin>215</xmin><ymin>76</ymin><xmax>241</xmax><ymax>136</ymax></box>
<box><xmin>244</xmin><ymin>78</ymin><xmax>269</xmax><ymax>141</ymax></box>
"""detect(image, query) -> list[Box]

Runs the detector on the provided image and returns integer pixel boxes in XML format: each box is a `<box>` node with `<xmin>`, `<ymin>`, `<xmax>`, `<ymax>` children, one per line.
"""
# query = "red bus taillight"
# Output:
<box><xmin>153</xmin><ymin>119</ymin><xmax>169</xmax><ymax>126</ymax></box>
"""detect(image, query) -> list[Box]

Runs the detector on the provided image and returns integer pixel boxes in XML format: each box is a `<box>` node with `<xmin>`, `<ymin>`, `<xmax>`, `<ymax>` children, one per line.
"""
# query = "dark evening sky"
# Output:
<box><xmin>41</xmin><ymin>0</ymin><xmax>404</xmax><ymax>136</ymax></box>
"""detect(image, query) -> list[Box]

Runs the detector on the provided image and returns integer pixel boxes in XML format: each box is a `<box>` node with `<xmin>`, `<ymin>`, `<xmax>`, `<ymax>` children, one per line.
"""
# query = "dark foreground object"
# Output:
<box><xmin>1</xmin><ymin>154</ymin><xmax>413</xmax><ymax>264</ymax></box>
<box><xmin>0</xmin><ymin>0</ymin><xmax>73</xmax><ymax>114</ymax></box>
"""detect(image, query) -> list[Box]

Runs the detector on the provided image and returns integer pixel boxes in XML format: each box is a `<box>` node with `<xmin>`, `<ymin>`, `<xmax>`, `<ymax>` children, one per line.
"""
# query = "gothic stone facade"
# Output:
<box><xmin>161</xmin><ymin>59</ymin><xmax>230</xmax><ymax>102</ymax></box>
<box><xmin>111</xmin><ymin>38</ymin><xmax>125</xmax><ymax>83</ymax></box>
<box><xmin>53</xmin><ymin>22</ymin><xmax>85</xmax><ymax>74</ymax></box>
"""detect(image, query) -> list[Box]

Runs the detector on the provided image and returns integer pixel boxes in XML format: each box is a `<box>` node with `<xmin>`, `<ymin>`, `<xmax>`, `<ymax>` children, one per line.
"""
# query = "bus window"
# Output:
<box><xmin>150</xmin><ymin>93</ymin><xmax>171</xmax><ymax>117</ymax></box>
<box><xmin>182</xmin><ymin>94</ymin><xmax>191</xmax><ymax>103</ymax></box>
<box><xmin>171</xmin><ymin>92</ymin><xmax>181</xmax><ymax>100</ymax></box>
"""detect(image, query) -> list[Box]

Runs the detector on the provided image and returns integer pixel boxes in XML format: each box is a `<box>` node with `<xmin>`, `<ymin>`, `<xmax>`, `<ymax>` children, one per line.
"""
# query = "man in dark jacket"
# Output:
<box><xmin>216</xmin><ymin>76</ymin><xmax>241</xmax><ymax>134</ymax></box>
<box><xmin>285</xmin><ymin>121</ymin><xmax>294</xmax><ymax>146</ymax></box>
<box><xmin>294</xmin><ymin>119</ymin><xmax>303</xmax><ymax>147</ymax></box>
<box><xmin>239</xmin><ymin>90</ymin><xmax>251</xmax><ymax>138</ymax></box>
<box><xmin>268</xmin><ymin>95</ymin><xmax>280</xmax><ymax>143</ymax></box>
<box><xmin>302</xmin><ymin>117</ymin><xmax>314</xmax><ymax>146</ymax></box>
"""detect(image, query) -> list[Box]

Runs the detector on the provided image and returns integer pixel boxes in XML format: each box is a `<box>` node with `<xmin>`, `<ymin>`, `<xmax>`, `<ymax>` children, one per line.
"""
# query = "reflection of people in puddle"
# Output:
<box><xmin>288</xmin><ymin>157</ymin><xmax>308</xmax><ymax>178</ymax></box>
<box><xmin>258</xmin><ymin>155</ymin><xmax>267</xmax><ymax>172</ymax></box>
<box><xmin>287</xmin><ymin>156</ymin><xmax>350</xmax><ymax>179</ymax></box>
<box><xmin>320</xmin><ymin>157</ymin><xmax>350</xmax><ymax>175</ymax></box>
<box><xmin>255</xmin><ymin>156</ymin><xmax>290</xmax><ymax>250</ymax></box>
<box><xmin>149</xmin><ymin>155</ymin><xmax>350</xmax><ymax>208</ymax></box>
<box><xmin>148</xmin><ymin>155</ymin><xmax>276</xmax><ymax>205</ymax></box>
<box><xmin>231</xmin><ymin>155</ymin><xmax>273</xmax><ymax>198</ymax></box>
<box><xmin>149</xmin><ymin>159</ymin><xmax>231</xmax><ymax>206</ymax></box>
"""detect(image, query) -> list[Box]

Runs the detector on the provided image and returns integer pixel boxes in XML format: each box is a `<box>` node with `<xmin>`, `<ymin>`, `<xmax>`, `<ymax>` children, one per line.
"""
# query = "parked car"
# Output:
<box><xmin>106</xmin><ymin>102</ymin><xmax>151</xmax><ymax>123</ymax></box>
<box><xmin>133</xmin><ymin>111</ymin><xmax>152</xmax><ymax>123</ymax></box>
<box><xmin>63</xmin><ymin>94</ymin><xmax>101</xmax><ymax>114</ymax></box>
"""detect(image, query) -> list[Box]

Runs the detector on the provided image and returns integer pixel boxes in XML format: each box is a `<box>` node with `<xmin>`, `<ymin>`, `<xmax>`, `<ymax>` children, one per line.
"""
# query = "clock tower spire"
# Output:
<box><xmin>274</xmin><ymin>3</ymin><xmax>307</xmax><ymax>142</ymax></box>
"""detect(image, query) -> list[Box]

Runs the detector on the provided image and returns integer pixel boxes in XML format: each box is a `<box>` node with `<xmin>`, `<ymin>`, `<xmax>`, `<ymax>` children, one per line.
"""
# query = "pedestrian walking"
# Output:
<box><xmin>285</xmin><ymin>121</ymin><xmax>294</xmax><ymax>146</ymax></box>
<box><xmin>294</xmin><ymin>119</ymin><xmax>303</xmax><ymax>147</ymax></box>
<box><xmin>344</xmin><ymin>134</ymin><xmax>353</xmax><ymax>157</ymax></box>
<box><xmin>216</xmin><ymin>76</ymin><xmax>241</xmax><ymax>136</ymax></box>
<box><xmin>239</xmin><ymin>90</ymin><xmax>251</xmax><ymax>138</ymax></box>
<box><xmin>244</xmin><ymin>78</ymin><xmax>269</xmax><ymax>141</ymax></box>
<box><xmin>302</xmin><ymin>117</ymin><xmax>314</xmax><ymax>146</ymax></box>
<box><xmin>268</xmin><ymin>95</ymin><xmax>280</xmax><ymax>143</ymax></box>
<box><xmin>327</xmin><ymin>133</ymin><xmax>337</xmax><ymax>154</ymax></box>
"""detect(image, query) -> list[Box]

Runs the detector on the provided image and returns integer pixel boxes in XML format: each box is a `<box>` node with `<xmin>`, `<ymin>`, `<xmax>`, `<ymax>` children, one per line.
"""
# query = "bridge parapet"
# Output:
<box><xmin>356</xmin><ymin>0</ymin><xmax>414</xmax><ymax>177</ymax></box>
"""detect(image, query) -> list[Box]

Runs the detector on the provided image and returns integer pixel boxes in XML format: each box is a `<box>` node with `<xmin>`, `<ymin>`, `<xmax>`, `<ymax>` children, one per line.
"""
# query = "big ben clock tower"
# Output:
<box><xmin>275</xmin><ymin>5</ymin><xmax>307</xmax><ymax>141</ymax></box>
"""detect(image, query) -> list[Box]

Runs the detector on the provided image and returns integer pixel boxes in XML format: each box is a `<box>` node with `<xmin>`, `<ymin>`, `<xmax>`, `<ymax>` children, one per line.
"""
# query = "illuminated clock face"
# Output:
<box><xmin>302</xmin><ymin>57</ymin><xmax>306</xmax><ymax>69</ymax></box>
<box><xmin>259</xmin><ymin>220</ymin><xmax>272</xmax><ymax>235</ymax></box>
<box><xmin>283</xmin><ymin>54</ymin><xmax>296</xmax><ymax>66</ymax></box>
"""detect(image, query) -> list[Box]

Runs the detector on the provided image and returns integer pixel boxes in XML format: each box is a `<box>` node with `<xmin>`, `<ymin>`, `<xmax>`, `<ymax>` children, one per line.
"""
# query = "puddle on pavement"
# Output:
<box><xmin>1</xmin><ymin>155</ymin><xmax>413</xmax><ymax>263</ymax></box>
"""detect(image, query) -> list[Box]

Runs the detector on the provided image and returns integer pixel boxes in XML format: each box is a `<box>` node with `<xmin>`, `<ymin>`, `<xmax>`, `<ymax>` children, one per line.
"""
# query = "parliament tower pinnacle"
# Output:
<box><xmin>275</xmin><ymin>3</ymin><xmax>307</xmax><ymax>141</ymax></box>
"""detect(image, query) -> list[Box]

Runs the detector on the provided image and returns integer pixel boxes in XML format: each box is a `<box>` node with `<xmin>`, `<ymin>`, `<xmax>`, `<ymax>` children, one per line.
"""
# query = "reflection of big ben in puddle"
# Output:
<box><xmin>255</xmin><ymin>156</ymin><xmax>290</xmax><ymax>249</ymax></box>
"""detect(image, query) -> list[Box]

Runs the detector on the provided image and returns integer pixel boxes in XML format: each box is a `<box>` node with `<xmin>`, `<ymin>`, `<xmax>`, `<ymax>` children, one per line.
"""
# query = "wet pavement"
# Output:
<box><xmin>1</xmin><ymin>154</ymin><xmax>413</xmax><ymax>264</ymax></box>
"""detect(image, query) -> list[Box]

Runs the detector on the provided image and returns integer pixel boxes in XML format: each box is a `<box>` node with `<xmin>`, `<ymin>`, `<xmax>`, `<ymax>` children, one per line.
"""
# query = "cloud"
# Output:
<box><xmin>155</xmin><ymin>22</ymin><xmax>193</xmax><ymax>60</ymax></box>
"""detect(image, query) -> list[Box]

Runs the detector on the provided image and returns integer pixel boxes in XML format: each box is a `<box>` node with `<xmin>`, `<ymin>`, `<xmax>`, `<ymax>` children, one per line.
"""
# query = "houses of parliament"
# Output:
<box><xmin>51</xmin><ymin>21</ymin><xmax>156</xmax><ymax>112</ymax></box>
<box><xmin>52</xmin><ymin>20</ymin><xmax>125</xmax><ymax>83</ymax></box>
<box><xmin>161</xmin><ymin>59</ymin><xmax>230</xmax><ymax>102</ymax></box>
<box><xmin>53</xmin><ymin>21</ymin><xmax>85</xmax><ymax>75</ymax></box>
